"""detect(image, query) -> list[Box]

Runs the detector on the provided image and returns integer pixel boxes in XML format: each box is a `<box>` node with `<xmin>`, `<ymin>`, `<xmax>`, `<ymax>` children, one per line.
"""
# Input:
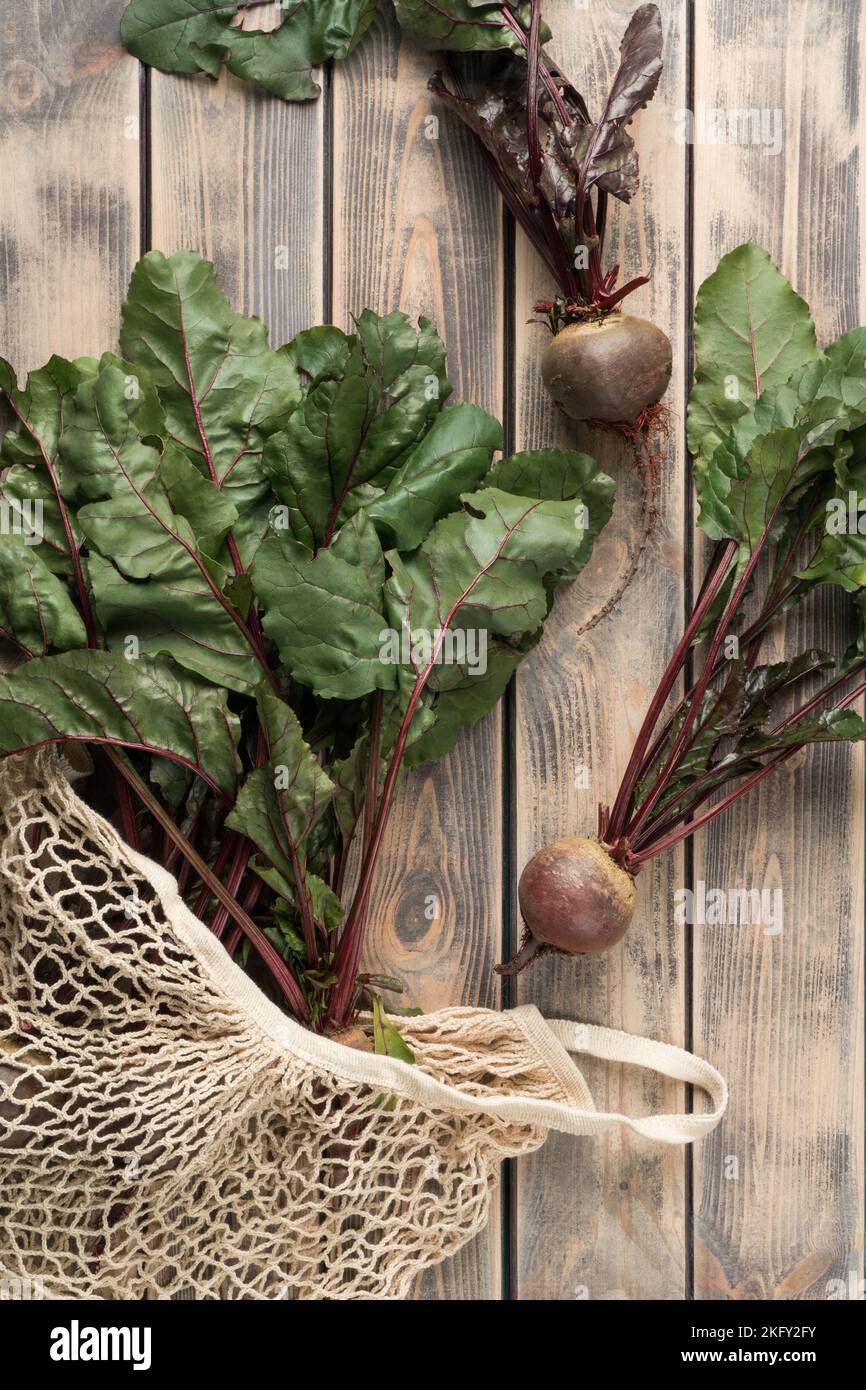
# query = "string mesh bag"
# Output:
<box><xmin>0</xmin><ymin>750</ymin><xmax>727</xmax><ymax>1300</ymax></box>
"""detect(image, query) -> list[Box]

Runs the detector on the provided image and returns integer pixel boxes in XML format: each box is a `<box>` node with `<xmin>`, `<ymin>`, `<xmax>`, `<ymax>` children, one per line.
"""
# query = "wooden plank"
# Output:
<box><xmin>331</xmin><ymin>8</ymin><xmax>506</xmax><ymax>1300</ymax></box>
<box><xmin>149</xmin><ymin>3</ymin><xmax>324</xmax><ymax>344</ymax></box>
<box><xmin>143</xmin><ymin>5</ymin><xmax>325</xmax><ymax>1303</ymax></box>
<box><xmin>0</xmin><ymin>1</ymin><xmax>140</xmax><ymax>370</ymax></box>
<box><xmin>691</xmin><ymin>0</ymin><xmax>865</xmax><ymax>1300</ymax></box>
<box><xmin>512</xmin><ymin>0</ymin><xmax>690</xmax><ymax>1300</ymax></box>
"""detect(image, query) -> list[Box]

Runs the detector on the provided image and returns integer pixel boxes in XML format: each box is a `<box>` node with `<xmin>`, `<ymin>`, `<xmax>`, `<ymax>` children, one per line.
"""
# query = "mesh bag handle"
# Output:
<box><xmin>147</xmin><ymin>843</ymin><xmax>728</xmax><ymax>1144</ymax></box>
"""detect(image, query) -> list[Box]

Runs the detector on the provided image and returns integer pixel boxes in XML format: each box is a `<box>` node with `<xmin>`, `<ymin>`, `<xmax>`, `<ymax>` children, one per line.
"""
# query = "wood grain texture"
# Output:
<box><xmin>141</xmin><ymin>2</ymin><xmax>326</xmax><ymax>1303</ymax></box>
<box><xmin>2</xmin><ymin>0</ymin><xmax>864</xmax><ymax>1308</ymax></box>
<box><xmin>512</xmin><ymin>0</ymin><xmax>690</xmax><ymax>1300</ymax></box>
<box><xmin>0</xmin><ymin>0</ymin><xmax>139</xmax><ymax>371</ymax></box>
<box><xmin>149</xmin><ymin>2</ymin><xmax>324</xmax><ymax>344</ymax></box>
<box><xmin>331</xmin><ymin>6</ymin><xmax>506</xmax><ymax>1300</ymax></box>
<box><xmin>691</xmin><ymin>0</ymin><xmax>865</xmax><ymax>1300</ymax></box>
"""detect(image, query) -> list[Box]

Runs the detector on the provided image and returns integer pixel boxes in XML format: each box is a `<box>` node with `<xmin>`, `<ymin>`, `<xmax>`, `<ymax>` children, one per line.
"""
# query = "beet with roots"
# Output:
<box><xmin>541</xmin><ymin>315</ymin><xmax>672</xmax><ymax>425</ymax></box>
<box><xmin>497</xmin><ymin>836</ymin><xmax>635</xmax><ymax>974</ymax></box>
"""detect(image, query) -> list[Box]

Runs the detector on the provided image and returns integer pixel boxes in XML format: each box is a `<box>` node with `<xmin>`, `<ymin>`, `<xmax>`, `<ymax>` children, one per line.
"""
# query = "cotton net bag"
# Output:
<box><xmin>0</xmin><ymin>750</ymin><xmax>727</xmax><ymax>1301</ymax></box>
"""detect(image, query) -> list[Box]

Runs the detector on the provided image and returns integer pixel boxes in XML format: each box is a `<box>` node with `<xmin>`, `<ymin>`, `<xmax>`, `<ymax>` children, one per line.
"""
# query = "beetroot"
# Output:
<box><xmin>542</xmin><ymin>316</ymin><xmax>672</xmax><ymax>425</ymax></box>
<box><xmin>497</xmin><ymin>837</ymin><xmax>635</xmax><ymax>974</ymax></box>
<box><xmin>428</xmin><ymin>6</ymin><xmax>667</xmax><ymax>424</ymax></box>
<box><xmin>501</xmin><ymin>245</ymin><xmax>866</xmax><ymax>979</ymax></box>
<box><xmin>429</xmin><ymin>7</ymin><xmax>670</xmax><ymax>626</ymax></box>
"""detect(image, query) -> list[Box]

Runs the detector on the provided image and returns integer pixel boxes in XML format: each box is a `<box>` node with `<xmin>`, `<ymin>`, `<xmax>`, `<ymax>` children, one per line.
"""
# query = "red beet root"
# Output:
<box><xmin>541</xmin><ymin>315</ymin><xmax>672</xmax><ymax>425</ymax></box>
<box><xmin>497</xmin><ymin>837</ymin><xmax>636</xmax><ymax>975</ymax></box>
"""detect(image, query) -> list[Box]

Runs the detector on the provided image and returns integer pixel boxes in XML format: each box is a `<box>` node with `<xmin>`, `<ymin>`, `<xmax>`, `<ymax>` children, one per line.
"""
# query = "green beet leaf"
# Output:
<box><xmin>0</xmin><ymin>650</ymin><xmax>240</xmax><ymax>797</ymax></box>
<box><xmin>121</xmin><ymin>0</ymin><xmax>379</xmax><ymax>100</ymax></box>
<box><xmin>687</xmin><ymin>243</ymin><xmax>819</xmax><ymax>469</ymax></box>
<box><xmin>253</xmin><ymin>510</ymin><xmax>397</xmax><ymax>700</ymax></box>
<box><xmin>263</xmin><ymin>312</ymin><xmax>480</xmax><ymax>551</ymax></box>
<box><xmin>0</xmin><ymin>248</ymin><xmax>612</xmax><ymax>1034</ymax></box>
<box><xmin>385</xmin><ymin>486</ymin><xmax>593</xmax><ymax>647</ymax></box>
<box><xmin>120</xmin><ymin>250</ymin><xmax>300</xmax><ymax>566</ymax></box>
<box><xmin>393</xmin><ymin>0</ymin><xmax>546</xmax><ymax>53</ymax></box>
<box><xmin>0</xmin><ymin>533</ymin><xmax>88</xmax><ymax>657</ymax></box>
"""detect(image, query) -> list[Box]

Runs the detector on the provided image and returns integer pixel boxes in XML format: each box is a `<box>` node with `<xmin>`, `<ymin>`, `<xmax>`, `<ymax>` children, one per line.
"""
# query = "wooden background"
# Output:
<box><xmin>1</xmin><ymin>0</ymin><xmax>863</xmax><ymax>1301</ymax></box>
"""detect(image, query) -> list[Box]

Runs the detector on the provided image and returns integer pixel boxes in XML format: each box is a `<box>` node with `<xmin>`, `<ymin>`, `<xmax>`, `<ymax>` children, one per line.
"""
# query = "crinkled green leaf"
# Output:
<box><xmin>0</xmin><ymin>533</ymin><xmax>87</xmax><ymax>656</ymax></box>
<box><xmin>0</xmin><ymin>355</ymin><xmax>84</xmax><ymax>470</ymax></box>
<box><xmin>265</xmin><ymin>312</ymin><xmax>468</xmax><ymax>550</ymax></box>
<box><xmin>207</xmin><ymin>0</ymin><xmax>379</xmax><ymax>102</ymax></box>
<box><xmin>401</xmin><ymin>452</ymin><xmax>614</xmax><ymax>762</ymax></box>
<box><xmin>120</xmin><ymin>250</ymin><xmax>300</xmax><ymax>565</ymax></box>
<box><xmin>796</xmin><ymin>445</ymin><xmax>866</xmax><ymax>592</ymax></box>
<box><xmin>405</xmin><ymin>642</ymin><xmax>520</xmax><ymax>766</ymax></box>
<box><xmin>709</xmin><ymin>326</ymin><xmax>866</xmax><ymax>478</ymax></box>
<box><xmin>264</xmin><ymin>338</ymin><xmax>380</xmax><ymax>549</ymax></box>
<box><xmin>74</xmin><ymin>416</ymin><xmax>260</xmax><ymax>693</ymax></box>
<box><xmin>121</xmin><ymin>0</ymin><xmax>378</xmax><ymax>99</ymax></box>
<box><xmin>307</xmin><ymin>873</ymin><xmax>344</xmax><ymax>933</ymax></box>
<box><xmin>121</xmin><ymin>0</ymin><xmax>240</xmax><ymax>75</ymax></box>
<box><xmin>485</xmin><ymin>447</ymin><xmax>615</xmax><ymax>579</ymax></box>
<box><xmin>0</xmin><ymin>650</ymin><xmax>240</xmax><ymax>796</ymax></box>
<box><xmin>85</xmin><ymin>547</ymin><xmax>261</xmax><ymax>693</ymax></box>
<box><xmin>227</xmin><ymin>770</ymin><xmax>293</xmax><ymax>880</ymax></box>
<box><xmin>695</xmin><ymin>396</ymin><xmax>856</xmax><ymax>549</ymax></box>
<box><xmin>367</xmin><ymin>403</ymin><xmax>503</xmax><ymax>550</ymax></box>
<box><xmin>253</xmin><ymin>511</ymin><xmax>396</xmax><ymax>699</ymax></box>
<box><xmin>159</xmin><ymin>443</ymin><xmax>239</xmax><ymax>553</ymax></box>
<box><xmin>58</xmin><ymin>358</ymin><xmax>167</xmax><ymax>503</ymax></box>
<box><xmin>287</xmin><ymin>325</ymin><xmax>353</xmax><ymax>384</ymax></box>
<box><xmin>0</xmin><ymin>355</ymin><xmax>92</xmax><ymax>579</ymax></box>
<box><xmin>385</xmin><ymin>486</ymin><xmax>594</xmax><ymax>651</ymax></box>
<box><xmin>354</xmin><ymin>310</ymin><xmax>449</xmax><ymax>395</ymax></box>
<box><xmin>0</xmin><ymin>465</ymin><xmax>71</xmax><ymax>577</ymax></box>
<box><xmin>257</xmin><ymin>687</ymin><xmax>335</xmax><ymax>844</ymax></box>
<box><xmin>267</xmin><ymin>910</ymin><xmax>309</xmax><ymax>961</ymax></box>
<box><xmin>375</xmin><ymin>479</ymin><xmax>611</xmax><ymax>756</ymax></box>
<box><xmin>393</xmin><ymin>0</ymin><xmax>545</xmax><ymax>52</ymax></box>
<box><xmin>226</xmin><ymin>686</ymin><xmax>335</xmax><ymax>884</ymax></box>
<box><xmin>687</xmin><ymin>243</ymin><xmax>819</xmax><ymax>467</ymax></box>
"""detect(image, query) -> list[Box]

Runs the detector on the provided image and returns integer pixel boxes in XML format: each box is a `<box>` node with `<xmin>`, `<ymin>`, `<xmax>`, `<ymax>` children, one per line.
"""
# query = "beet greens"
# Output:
<box><xmin>0</xmin><ymin>249</ymin><xmax>614</xmax><ymax>1035</ymax></box>
<box><xmin>119</xmin><ymin>0</ymin><xmax>553</xmax><ymax>102</ymax></box>
<box><xmin>419</xmin><ymin>2</ymin><xmax>664</xmax><ymax>325</ymax></box>
<box><xmin>120</xmin><ymin>0</ymin><xmax>664</xmax><ymax>323</ymax></box>
<box><xmin>414</xmin><ymin>3</ymin><xmax>671</xmax><ymax>607</ymax></box>
<box><xmin>604</xmin><ymin>243</ymin><xmax>866</xmax><ymax>868</ymax></box>
<box><xmin>503</xmin><ymin>243</ymin><xmax>866</xmax><ymax>973</ymax></box>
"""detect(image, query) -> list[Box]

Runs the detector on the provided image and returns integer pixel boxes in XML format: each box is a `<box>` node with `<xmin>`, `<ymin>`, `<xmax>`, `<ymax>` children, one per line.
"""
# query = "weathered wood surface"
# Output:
<box><xmin>512</xmin><ymin>0</ymin><xmax>690</xmax><ymax>1301</ymax></box>
<box><xmin>331</xmin><ymin>6</ymin><xmax>507</xmax><ymax>1300</ymax></box>
<box><xmin>691</xmin><ymin>0</ymin><xmax>865</xmax><ymax>1301</ymax></box>
<box><xmin>0</xmin><ymin>0</ymin><xmax>862</xmax><ymax>1302</ymax></box>
<box><xmin>0</xmin><ymin>1</ymin><xmax>140</xmax><ymax>371</ymax></box>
